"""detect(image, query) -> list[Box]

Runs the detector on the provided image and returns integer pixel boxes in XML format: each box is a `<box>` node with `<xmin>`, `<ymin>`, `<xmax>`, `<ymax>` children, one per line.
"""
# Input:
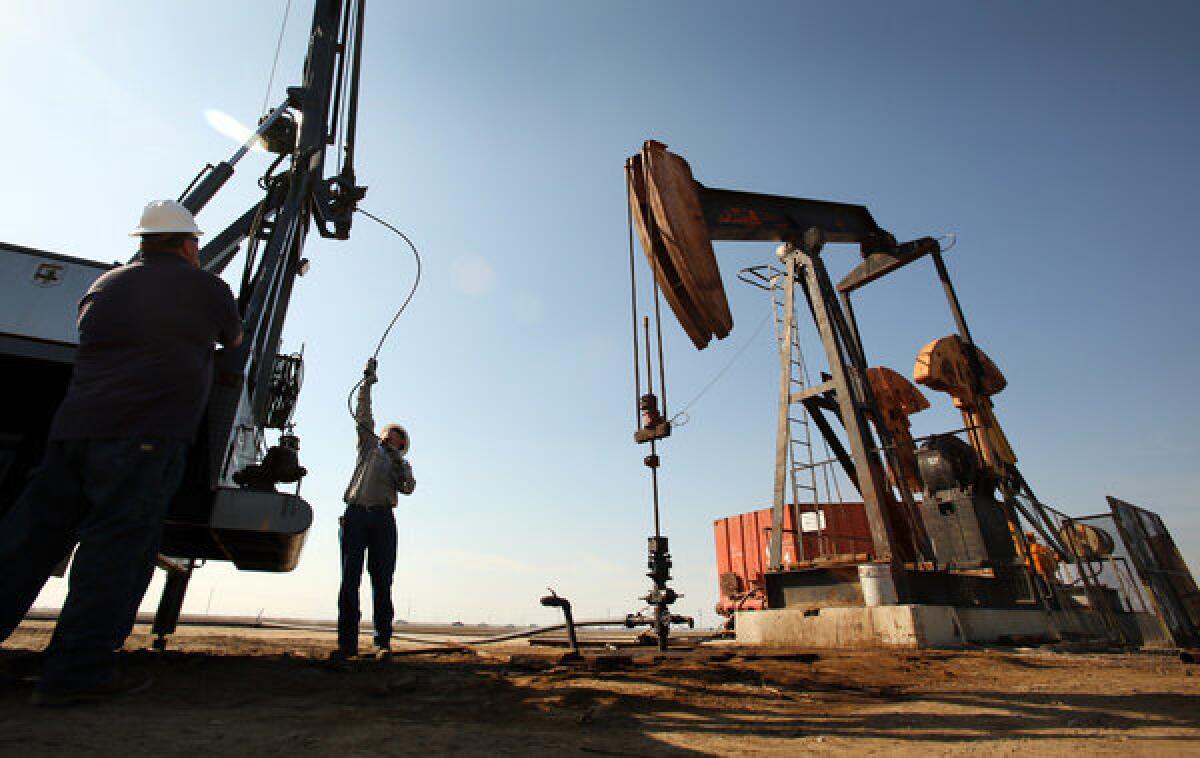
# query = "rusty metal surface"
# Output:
<box><xmin>713</xmin><ymin>503</ymin><xmax>873</xmax><ymax>616</ymax></box>
<box><xmin>641</xmin><ymin>144</ymin><xmax>732</xmax><ymax>336</ymax></box>
<box><xmin>698</xmin><ymin>187</ymin><xmax>891</xmax><ymax>248</ymax></box>
<box><xmin>627</xmin><ymin>151</ymin><xmax>711</xmax><ymax>349</ymax></box>
<box><xmin>866</xmin><ymin>366</ymin><xmax>929</xmax><ymax>493</ymax></box>
<box><xmin>914</xmin><ymin>335</ymin><xmax>1015</xmax><ymax>471</ymax></box>
<box><xmin>626</xmin><ymin>140</ymin><xmax>908</xmax><ymax>351</ymax></box>
<box><xmin>914</xmin><ymin>335</ymin><xmax>1007</xmax><ymax>396</ymax></box>
<box><xmin>626</xmin><ymin>141</ymin><xmax>731</xmax><ymax>350</ymax></box>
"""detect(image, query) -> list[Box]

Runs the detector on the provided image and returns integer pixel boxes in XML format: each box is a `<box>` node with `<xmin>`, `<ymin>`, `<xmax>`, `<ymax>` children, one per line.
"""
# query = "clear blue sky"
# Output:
<box><xmin>4</xmin><ymin>1</ymin><xmax>1197</xmax><ymax>625</ymax></box>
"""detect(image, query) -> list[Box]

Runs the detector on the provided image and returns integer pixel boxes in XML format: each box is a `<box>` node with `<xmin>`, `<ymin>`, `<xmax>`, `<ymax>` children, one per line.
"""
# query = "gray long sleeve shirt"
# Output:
<box><xmin>342</xmin><ymin>381</ymin><xmax>415</xmax><ymax>507</ymax></box>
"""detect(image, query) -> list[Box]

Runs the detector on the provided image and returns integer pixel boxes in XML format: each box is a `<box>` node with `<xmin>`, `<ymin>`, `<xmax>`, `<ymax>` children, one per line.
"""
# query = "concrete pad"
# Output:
<box><xmin>957</xmin><ymin>608</ymin><xmax>1054</xmax><ymax>642</ymax></box>
<box><xmin>735</xmin><ymin>605</ymin><xmax>1071</xmax><ymax>649</ymax></box>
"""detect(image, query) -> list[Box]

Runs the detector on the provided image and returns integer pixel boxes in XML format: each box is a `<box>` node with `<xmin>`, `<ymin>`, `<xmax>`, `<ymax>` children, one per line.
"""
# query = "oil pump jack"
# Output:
<box><xmin>625</xmin><ymin>140</ymin><xmax>1114</xmax><ymax>622</ymax></box>
<box><xmin>145</xmin><ymin>0</ymin><xmax>370</xmax><ymax>647</ymax></box>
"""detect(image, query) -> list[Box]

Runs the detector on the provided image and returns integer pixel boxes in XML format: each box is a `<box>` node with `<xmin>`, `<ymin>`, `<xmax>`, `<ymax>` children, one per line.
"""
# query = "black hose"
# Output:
<box><xmin>344</xmin><ymin>207</ymin><xmax>423</xmax><ymax>427</ymax></box>
<box><xmin>392</xmin><ymin>619</ymin><xmax>633</xmax><ymax>647</ymax></box>
<box><xmin>252</xmin><ymin>618</ymin><xmax>635</xmax><ymax>646</ymax></box>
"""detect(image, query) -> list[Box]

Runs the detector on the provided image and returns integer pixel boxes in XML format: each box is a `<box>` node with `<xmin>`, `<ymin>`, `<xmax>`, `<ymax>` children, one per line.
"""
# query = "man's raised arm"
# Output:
<box><xmin>354</xmin><ymin>358</ymin><xmax>378</xmax><ymax>455</ymax></box>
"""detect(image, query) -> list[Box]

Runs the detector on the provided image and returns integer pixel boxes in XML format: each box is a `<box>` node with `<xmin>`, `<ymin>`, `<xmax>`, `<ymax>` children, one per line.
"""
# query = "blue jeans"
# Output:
<box><xmin>337</xmin><ymin>506</ymin><xmax>397</xmax><ymax>652</ymax></box>
<box><xmin>0</xmin><ymin>438</ymin><xmax>186</xmax><ymax>689</ymax></box>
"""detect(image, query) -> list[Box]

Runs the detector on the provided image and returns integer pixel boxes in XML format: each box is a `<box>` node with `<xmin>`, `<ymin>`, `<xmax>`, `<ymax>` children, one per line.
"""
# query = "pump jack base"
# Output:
<box><xmin>734</xmin><ymin>604</ymin><xmax>1166</xmax><ymax>649</ymax></box>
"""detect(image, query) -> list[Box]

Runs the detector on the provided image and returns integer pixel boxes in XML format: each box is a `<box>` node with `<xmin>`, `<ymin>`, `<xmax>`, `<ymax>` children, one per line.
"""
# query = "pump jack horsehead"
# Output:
<box><xmin>625</xmin><ymin>140</ymin><xmax>1084</xmax><ymax>609</ymax></box>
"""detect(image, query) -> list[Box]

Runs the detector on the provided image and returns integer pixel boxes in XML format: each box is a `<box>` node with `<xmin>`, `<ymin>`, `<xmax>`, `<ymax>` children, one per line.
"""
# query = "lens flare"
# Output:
<box><xmin>204</xmin><ymin>109</ymin><xmax>267</xmax><ymax>152</ymax></box>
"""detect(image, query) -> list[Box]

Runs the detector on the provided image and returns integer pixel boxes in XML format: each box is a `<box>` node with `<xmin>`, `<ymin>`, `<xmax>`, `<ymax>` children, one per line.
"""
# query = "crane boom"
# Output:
<box><xmin>149</xmin><ymin>0</ymin><xmax>369</xmax><ymax>647</ymax></box>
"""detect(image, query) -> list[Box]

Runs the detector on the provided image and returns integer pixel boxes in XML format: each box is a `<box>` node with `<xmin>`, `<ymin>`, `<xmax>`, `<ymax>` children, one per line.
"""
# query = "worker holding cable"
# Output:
<box><xmin>333</xmin><ymin>357</ymin><xmax>415</xmax><ymax>661</ymax></box>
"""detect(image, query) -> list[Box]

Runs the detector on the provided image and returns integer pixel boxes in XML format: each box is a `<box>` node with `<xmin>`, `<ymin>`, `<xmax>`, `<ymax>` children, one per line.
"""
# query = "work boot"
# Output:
<box><xmin>30</xmin><ymin>669</ymin><xmax>153</xmax><ymax>707</ymax></box>
<box><xmin>0</xmin><ymin>651</ymin><xmax>44</xmax><ymax>688</ymax></box>
<box><xmin>326</xmin><ymin>647</ymin><xmax>357</xmax><ymax>670</ymax></box>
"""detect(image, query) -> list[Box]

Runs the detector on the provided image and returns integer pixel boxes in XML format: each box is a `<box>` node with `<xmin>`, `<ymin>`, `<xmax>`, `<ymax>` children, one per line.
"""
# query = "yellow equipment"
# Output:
<box><xmin>913</xmin><ymin>335</ymin><xmax>1016</xmax><ymax>472</ymax></box>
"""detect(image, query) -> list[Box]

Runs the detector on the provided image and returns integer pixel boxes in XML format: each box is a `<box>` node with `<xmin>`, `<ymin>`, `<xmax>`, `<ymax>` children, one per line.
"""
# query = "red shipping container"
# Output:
<box><xmin>713</xmin><ymin>503</ymin><xmax>873</xmax><ymax>617</ymax></box>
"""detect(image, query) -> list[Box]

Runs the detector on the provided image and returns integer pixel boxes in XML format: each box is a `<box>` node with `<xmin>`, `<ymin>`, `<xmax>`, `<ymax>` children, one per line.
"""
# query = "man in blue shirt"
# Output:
<box><xmin>0</xmin><ymin>200</ymin><xmax>242</xmax><ymax>706</ymax></box>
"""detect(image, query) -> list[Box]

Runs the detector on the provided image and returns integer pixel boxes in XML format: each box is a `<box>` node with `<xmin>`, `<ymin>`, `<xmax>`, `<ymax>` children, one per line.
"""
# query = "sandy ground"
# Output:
<box><xmin>2</xmin><ymin>620</ymin><xmax>1199</xmax><ymax>756</ymax></box>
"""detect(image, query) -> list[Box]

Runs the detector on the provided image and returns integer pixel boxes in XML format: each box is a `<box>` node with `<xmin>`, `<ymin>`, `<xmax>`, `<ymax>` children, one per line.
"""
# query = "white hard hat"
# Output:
<box><xmin>130</xmin><ymin>199</ymin><xmax>204</xmax><ymax>236</ymax></box>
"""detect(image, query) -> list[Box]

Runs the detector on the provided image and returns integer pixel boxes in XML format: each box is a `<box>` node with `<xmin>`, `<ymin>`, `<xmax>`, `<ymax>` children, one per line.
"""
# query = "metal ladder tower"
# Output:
<box><xmin>739</xmin><ymin>264</ymin><xmax>840</xmax><ymax>567</ymax></box>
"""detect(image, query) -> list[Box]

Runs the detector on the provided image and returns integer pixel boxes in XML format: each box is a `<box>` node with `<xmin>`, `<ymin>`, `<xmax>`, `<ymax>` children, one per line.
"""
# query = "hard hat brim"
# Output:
<box><xmin>130</xmin><ymin>227</ymin><xmax>205</xmax><ymax>236</ymax></box>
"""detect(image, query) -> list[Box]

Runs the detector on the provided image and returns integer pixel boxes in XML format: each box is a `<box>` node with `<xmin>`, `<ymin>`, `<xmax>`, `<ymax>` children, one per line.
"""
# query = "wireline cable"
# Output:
<box><xmin>344</xmin><ymin>207</ymin><xmax>423</xmax><ymax>426</ymax></box>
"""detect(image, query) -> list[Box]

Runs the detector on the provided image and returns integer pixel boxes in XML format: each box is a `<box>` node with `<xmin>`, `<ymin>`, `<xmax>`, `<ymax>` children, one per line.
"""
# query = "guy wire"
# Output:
<box><xmin>262</xmin><ymin>0</ymin><xmax>294</xmax><ymax>116</ymax></box>
<box><xmin>669</xmin><ymin>310</ymin><xmax>771</xmax><ymax>424</ymax></box>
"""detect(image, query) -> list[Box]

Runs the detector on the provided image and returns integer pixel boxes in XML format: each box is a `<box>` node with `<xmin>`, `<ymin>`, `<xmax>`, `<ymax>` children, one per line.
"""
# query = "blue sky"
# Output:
<box><xmin>5</xmin><ymin>1</ymin><xmax>1198</xmax><ymax>625</ymax></box>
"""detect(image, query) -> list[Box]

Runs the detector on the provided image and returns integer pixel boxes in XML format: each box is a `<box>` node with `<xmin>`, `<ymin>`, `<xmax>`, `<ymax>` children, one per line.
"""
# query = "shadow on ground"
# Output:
<box><xmin>2</xmin><ymin>642</ymin><xmax>1198</xmax><ymax>755</ymax></box>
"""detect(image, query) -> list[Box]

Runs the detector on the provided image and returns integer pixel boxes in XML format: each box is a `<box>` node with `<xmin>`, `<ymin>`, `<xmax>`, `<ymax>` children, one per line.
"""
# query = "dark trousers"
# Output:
<box><xmin>0</xmin><ymin>438</ymin><xmax>186</xmax><ymax>689</ymax></box>
<box><xmin>337</xmin><ymin>505</ymin><xmax>397</xmax><ymax>652</ymax></box>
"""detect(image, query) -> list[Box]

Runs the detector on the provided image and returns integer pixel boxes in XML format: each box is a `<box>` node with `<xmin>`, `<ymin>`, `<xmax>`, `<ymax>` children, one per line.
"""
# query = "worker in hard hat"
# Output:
<box><xmin>332</xmin><ymin>357</ymin><xmax>416</xmax><ymax>661</ymax></box>
<box><xmin>0</xmin><ymin>199</ymin><xmax>242</xmax><ymax>706</ymax></box>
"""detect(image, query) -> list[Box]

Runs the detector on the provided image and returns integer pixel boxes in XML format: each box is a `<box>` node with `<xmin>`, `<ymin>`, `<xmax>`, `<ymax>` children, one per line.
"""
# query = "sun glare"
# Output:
<box><xmin>203</xmin><ymin>109</ymin><xmax>267</xmax><ymax>152</ymax></box>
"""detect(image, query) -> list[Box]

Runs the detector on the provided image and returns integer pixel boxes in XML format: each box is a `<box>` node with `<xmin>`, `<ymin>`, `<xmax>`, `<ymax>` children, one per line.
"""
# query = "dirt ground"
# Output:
<box><xmin>2</xmin><ymin>621</ymin><xmax>1199</xmax><ymax>756</ymax></box>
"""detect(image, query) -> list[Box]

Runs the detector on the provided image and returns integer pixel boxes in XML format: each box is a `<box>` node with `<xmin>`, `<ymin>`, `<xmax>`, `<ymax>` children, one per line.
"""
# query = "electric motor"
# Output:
<box><xmin>916</xmin><ymin>433</ymin><xmax>981</xmax><ymax>494</ymax></box>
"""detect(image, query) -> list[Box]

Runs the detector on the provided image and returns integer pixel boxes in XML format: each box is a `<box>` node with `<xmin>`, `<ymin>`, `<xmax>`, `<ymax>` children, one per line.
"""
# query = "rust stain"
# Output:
<box><xmin>718</xmin><ymin>207</ymin><xmax>762</xmax><ymax>226</ymax></box>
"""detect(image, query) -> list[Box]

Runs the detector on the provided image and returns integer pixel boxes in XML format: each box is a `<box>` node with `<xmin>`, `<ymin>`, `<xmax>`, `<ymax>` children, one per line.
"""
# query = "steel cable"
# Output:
<box><xmin>667</xmin><ymin>310</ymin><xmax>772</xmax><ymax>426</ymax></box>
<box><xmin>261</xmin><ymin>0</ymin><xmax>294</xmax><ymax>117</ymax></box>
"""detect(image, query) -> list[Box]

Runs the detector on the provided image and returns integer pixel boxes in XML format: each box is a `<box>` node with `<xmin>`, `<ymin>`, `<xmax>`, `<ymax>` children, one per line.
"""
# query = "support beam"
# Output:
<box><xmin>768</xmin><ymin>256</ymin><xmax>799</xmax><ymax>570</ymax></box>
<box><xmin>790</xmin><ymin>379</ymin><xmax>836</xmax><ymax>405</ymax></box>
<box><xmin>837</xmin><ymin>237</ymin><xmax>940</xmax><ymax>293</ymax></box>
<box><xmin>151</xmin><ymin>561</ymin><xmax>194</xmax><ymax>650</ymax></box>
<box><xmin>790</xmin><ymin>237</ymin><xmax>900</xmax><ymax>567</ymax></box>
<box><xmin>802</xmin><ymin>399</ymin><xmax>859</xmax><ymax>490</ymax></box>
